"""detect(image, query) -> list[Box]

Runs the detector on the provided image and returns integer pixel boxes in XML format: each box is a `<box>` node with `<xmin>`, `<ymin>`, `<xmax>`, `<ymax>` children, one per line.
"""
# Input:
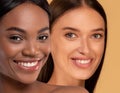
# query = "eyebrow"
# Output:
<box><xmin>62</xmin><ymin>27</ymin><xmax>105</xmax><ymax>32</ymax></box>
<box><xmin>91</xmin><ymin>28</ymin><xmax>105</xmax><ymax>32</ymax></box>
<box><xmin>62</xmin><ymin>27</ymin><xmax>79</xmax><ymax>32</ymax></box>
<box><xmin>6</xmin><ymin>27</ymin><xmax>26</xmax><ymax>33</ymax></box>
<box><xmin>38</xmin><ymin>27</ymin><xmax>49</xmax><ymax>33</ymax></box>
<box><xmin>6</xmin><ymin>26</ymin><xmax>49</xmax><ymax>34</ymax></box>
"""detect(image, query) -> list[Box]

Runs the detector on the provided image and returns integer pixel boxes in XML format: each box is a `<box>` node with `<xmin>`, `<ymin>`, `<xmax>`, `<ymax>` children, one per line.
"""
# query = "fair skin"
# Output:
<box><xmin>0</xmin><ymin>2</ymin><xmax>89</xmax><ymax>93</ymax></box>
<box><xmin>48</xmin><ymin>6</ymin><xmax>105</xmax><ymax>87</ymax></box>
<box><xmin>50</xmin><ymin>86</ymin><xmax>89</xmax><ymax>93</ymax></box>
<box><xmin>0</xmin><ymin>3</ymin><xmax>50</xmax><ymax>93</ymax></box>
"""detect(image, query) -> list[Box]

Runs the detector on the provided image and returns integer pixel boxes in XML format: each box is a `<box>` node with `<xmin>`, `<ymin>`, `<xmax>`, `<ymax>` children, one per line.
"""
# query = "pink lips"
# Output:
<box><xmin>71</xmin><ymin>57</ymin><xmax>92</xmax><ymax>68</ymax></box>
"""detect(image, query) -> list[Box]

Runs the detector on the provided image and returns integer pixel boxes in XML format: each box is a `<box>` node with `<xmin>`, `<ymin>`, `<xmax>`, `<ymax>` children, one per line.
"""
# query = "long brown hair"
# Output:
<box><xmin>39</xmin><ymin>0</ymin><xmax>107</xmax><ymax>93</ymax></box>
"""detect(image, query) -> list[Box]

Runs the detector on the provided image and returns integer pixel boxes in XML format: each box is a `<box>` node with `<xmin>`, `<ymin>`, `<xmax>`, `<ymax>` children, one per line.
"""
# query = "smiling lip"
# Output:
<box><xmin>14</xmin><ymin>59</ymin><xmax>43</xmax><ymax>71</ymax></box>
<box><xmin>71</xmin><ymin>57</ymin><xmax>92</xmax><ymax>68</ymax></box>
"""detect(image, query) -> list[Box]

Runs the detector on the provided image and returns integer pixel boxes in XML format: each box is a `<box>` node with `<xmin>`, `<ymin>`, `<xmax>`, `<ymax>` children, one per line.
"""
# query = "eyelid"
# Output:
<box><xmin>65</xmin><ymin>32</ymin><xmax>77</xmax><ymax>38</ymax></box>
<box><xmin>9</xmin><ymin>35</ymin><xmax>23</xmax><ymax>40</ymax></box>
<box><xmin>8</xmin><ymin>35</ymin><xmax>23</xmax><ymax>44</ymax></box>
<box><xmin>37</xmin><ymin>33</ymin><xmax>49</xmax><ymax>41</ymax></box>
<box><xmin>92</xmin><ymin>33</ymin><xmax>104</xmax><ymax>39</ymax></box>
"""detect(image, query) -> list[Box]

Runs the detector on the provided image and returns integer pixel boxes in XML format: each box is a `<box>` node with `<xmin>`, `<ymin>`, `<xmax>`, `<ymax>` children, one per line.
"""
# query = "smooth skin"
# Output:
<box><xmin>0</xmin><ymin>2</ymin><xmax>89</xmax><ymax>93</ymax></box>
<box><xmin>49</xmin><ymin>6</ymin><xmax>105</xmax><ymax>87</ymax></box>
<box><xmin>0</xmin><ymin>3</ymin><xmax>51</xmax><ymax>93</ymax></box>
<box><xmin>50</xmin><ymin>86</ymin><xmax>89</xmax><ymax>93</ymax></box>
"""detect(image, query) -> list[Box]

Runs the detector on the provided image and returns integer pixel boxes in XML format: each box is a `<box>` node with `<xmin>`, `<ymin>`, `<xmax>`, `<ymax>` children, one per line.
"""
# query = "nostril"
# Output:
<box><xmin>13</xmin><ymin>60</ymin><xmax>17</xmax><ymax>63</ymax></box>
<box><xmin>22</xmin><ymin>42</ymin><xmax>40</xmax><ymax>57</ymax></box>
<box><xmin>77</xmin><ymin>46</ymin><xmax>90</xmax><ymax>55</ymax></box>
<box><xmin>22</xmin><ymin>48</ymin><xmax>37</xmax><ymax>57</ymax></box>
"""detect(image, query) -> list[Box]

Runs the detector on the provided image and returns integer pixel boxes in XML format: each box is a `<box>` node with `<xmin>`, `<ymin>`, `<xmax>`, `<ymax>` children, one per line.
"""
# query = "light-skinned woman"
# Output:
<box><xmin>40</xmin><ymin>0</ymin><xmax>107</xmax><ymax>93</ymax></box>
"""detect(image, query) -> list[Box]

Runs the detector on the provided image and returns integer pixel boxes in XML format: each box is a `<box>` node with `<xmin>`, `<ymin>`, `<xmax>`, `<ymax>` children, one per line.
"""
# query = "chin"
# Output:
<box><xmin>18</xmin><ymin>76</ymin><xmax>38</xmax><ymax>84</ymax></box>
<box><xmin>19</xmin><ymin>79</ymin><xmax>36</xmax><ymax>84</ymax></box>
<box><xmin>74</xmin><ymin>74</ymin><xmax>92</xmax><ymax>80</ymax></box>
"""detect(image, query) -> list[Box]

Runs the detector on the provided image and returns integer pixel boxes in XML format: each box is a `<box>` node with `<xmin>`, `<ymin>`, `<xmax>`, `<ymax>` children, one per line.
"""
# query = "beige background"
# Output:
<box><xmin>95</xmin><ymin>0</ymin><xmax>120</xmax><ymax>93</ymax></box>
<box><xmin>48</xmin><ymin>0</ymin><xmax>120</xmax><ymax>92</ymax></box>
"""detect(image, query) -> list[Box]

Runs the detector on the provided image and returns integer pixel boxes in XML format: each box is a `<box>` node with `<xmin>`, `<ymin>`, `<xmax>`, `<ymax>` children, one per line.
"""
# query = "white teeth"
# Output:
<box><xmin>76</xmin><ymin>60</ymin><xmax>90</xmax><ymax>64</ymax></box>
<box><xmin>18</xmin><ymin>61</ymin><xmax>38</xmax><ymax>67</ymax></box>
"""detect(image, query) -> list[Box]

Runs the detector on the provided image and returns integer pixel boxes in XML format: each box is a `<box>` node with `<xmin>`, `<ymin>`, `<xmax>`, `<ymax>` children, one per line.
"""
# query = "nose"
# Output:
<box><xmin>22</xmin><ymin>41</ymin><xmax>40</xmax><ymax>57</ymax></box>
<box><xmin>78</xmin><ymin>39</ymin><xmax>90</xmax><ymax>55</ymax></box>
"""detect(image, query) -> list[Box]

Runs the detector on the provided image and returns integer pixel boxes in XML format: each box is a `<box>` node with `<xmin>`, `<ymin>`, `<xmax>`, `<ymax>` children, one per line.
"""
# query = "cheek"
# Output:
<box><xmin>40</xmin><ymin>43</ymin><xmax>50</xmax><ymax>56</ymax></box>
<box><xmin>1</xmin><ymin>45</ymin><xmax>22</xmax><ymax>58</ymax></box>
<box><xmin>51</xmin><ymin>38</ymin><xmax>69</xmax><ymax>56</ymax></box>
<box><xmin>93</xmin><ymin>42</ymin><xmax>105</xmax><ymax>59</ymax></box>
<box><xmin>44</xmin><ymin>46</ymin><xmax>50</xmax><ymax>55</ymax></box>
<box><xmin>0</xmin><ymin>41</ymin><xmax>25</xmax><ymax>63</ymax></box>
<box><xmin>0</xmin><ymin>45</ymin><xmax>20</xmax><ymax>74</ymax></box>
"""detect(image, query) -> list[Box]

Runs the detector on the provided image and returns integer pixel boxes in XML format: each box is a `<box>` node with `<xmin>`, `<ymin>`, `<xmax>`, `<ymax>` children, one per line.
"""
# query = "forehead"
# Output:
<box><xmin>53</xmin><ymin>6</ymin><xmax>104</xmax><ymax>30</ymax></box>
<box><xmin>0</xmin><ymin>3</ymin><xmax>49</xmax><ymax>28</ymax></box>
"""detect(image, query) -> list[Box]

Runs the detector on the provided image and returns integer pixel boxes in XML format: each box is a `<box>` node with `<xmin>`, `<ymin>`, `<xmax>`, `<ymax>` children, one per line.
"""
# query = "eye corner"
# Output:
<box><xmin>92</xmin><ymin>33</ymin><xmax>104</xmax><ymax>39</ymax></box>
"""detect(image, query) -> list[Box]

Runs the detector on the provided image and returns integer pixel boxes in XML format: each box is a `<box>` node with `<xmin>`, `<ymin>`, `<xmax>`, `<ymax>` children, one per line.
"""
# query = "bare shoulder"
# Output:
<box><xmin>50</xmin><ymin>86</ymin><xmax>89</xmax><ymax>93</ymax></box>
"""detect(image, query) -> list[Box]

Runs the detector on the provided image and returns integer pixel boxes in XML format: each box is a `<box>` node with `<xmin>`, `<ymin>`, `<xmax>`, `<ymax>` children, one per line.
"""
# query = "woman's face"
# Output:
<box><xmin>0</xmin><ymin>3</ymin><xmax>50</xmax><ymax>84</ymax></box>
<box><xmin>51</xmin><ymin>7</ymin><xmax>105</xmax><ymax>83</ymax></box>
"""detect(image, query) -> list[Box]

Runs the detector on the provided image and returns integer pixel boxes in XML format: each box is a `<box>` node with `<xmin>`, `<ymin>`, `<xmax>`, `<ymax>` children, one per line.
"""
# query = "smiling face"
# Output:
<box><xmin>50</xmin><ymin>6</ymin><xmax>105</xmax><ymax>85</ymax></box>
<box><xmin>0</xmin><ymin>3</ymin><xmax>50</xmax><ymax>84</ymax></box>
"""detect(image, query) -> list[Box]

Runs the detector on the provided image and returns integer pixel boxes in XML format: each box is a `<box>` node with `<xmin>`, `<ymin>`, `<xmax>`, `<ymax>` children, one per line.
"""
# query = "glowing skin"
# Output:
<box><xmin>51</xmin><ymin>86</ymin><xmax>89</xmax><ymax>93</ymax></box>
<box><xmin>0</xmin><ymin>3</ymin><xmax>50</xmax><ymax>84</ymax></box>
<box><xmin>49</xmin><ymin>6</ymin><xmax>105</xmax><ymax>86</ymax></box>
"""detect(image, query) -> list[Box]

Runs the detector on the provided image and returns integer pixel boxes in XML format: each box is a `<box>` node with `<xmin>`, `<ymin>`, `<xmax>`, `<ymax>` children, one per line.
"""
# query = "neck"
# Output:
<box><xmin>0</xmin><ymin>74</ymin><xmax>36</xmax><ymax>93</ymax></box>
<box><xmin>48</xmin><ymin>72</ymin><xmax>85</xmax><ymax>87</ymax></box>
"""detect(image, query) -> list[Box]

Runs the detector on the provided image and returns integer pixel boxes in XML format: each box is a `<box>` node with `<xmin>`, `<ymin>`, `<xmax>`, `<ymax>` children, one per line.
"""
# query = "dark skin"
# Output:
<box><xmin>0</xmin><ymin>2</ymin><xmax>88</xmax><ymax>93</ymax></box>
<box><xmin>0</xmin><ymin>2</ymin><xmax>52</xmax><ymax>93</ymax></box>
<box><xmin>0</xmin><ymin>75</ymin><xmax>55</xmax><ymax>93</ymax></box>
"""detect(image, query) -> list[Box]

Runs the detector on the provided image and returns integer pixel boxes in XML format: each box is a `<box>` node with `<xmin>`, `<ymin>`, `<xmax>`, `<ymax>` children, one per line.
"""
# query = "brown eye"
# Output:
<box><xmin>38</xmin><ymin>34</ymin><xmax>49</xmax><ymax>41</ymax></box>
<box><xmin>92</xmin><ymin>33</ymin><xmax>103</xmax><ymax>39</ymax></box>
<box><xmin>65</xmin><ymin>33</ymin><xmax>76</xmax><ymax>38</ymax></box>
<box><xmin>9</xmin><ymin>35</ymin><xmax>22</xmax><ymax>41</ymax></box>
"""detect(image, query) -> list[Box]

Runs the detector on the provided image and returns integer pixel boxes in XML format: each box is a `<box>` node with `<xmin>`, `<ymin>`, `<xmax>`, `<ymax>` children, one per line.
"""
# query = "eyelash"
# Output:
<box><xmin>64</xmin><ymin>32</ymin><xmax>104</xmax><ymax>41</ymax></box>
<box><xmin>37</xmin><ymin>34</ymin><xmax>49</xmax><ymax>41</ymax></box>
<box><xmin>65</xmin><ymin>32</ymin><xmax>77</xmax><ymax>39</ymax></box>
<box><xmin>9</xmin><ymin>35</ymin><xmax>23</xmax><ymax>42</ymax></box>
<box><xmin>92</xmin><ymin>33</ymin><xmax>103</xmax><ymax>39</ymax></box>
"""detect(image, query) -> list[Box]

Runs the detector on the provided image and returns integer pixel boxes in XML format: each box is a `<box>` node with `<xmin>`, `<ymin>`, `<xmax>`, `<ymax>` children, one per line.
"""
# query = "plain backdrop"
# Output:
<box><xmin>48</xmin><ymin>0</ymin><xmax>120</xmax><ymax>92</ymax></box>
